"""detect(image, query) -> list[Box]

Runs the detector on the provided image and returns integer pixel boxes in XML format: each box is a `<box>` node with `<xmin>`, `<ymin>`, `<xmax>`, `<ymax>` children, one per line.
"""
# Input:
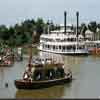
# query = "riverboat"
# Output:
<box><xmin>86</xmin><ymin>40</ymin><xmax>100</xmax><ymax>55</ymax></box>
<box><xmin>16</xmin><ymin>85</ymin><xmax>65</xmax><ymax>98</ymax></box>
<box><xmin>15</xmin><ymin>45</ymin><xmax>72</xmax><ymax>89</ymax></box>
<box><xmin>0</xmin><ymin>49</ymin><xmax>14</xmax><ymax>67</ymax></box>
<box><xmin>15</xmin><ymin>57</ymin><xmax>72</xmax><ymax>89</ymax></box>
<box><xmin>38</xmin><ymin>11</ymin><xmax>89</xmax><ymax>55</ymax></box>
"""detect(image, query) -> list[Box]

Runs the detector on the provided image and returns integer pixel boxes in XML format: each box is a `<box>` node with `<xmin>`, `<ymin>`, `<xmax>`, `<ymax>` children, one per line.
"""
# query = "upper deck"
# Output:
<box><xmin>40</xmin><ymin>33</ymin><xmax>84</xmax><ymax>43</ymax></box>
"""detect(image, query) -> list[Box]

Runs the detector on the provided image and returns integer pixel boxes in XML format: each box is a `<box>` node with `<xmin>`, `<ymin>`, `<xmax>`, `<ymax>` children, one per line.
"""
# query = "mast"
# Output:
<box><xmin>76</xmin><ymin>11</ymin><xmax>79</xmax><ymax>37</ymax></box>
<box><xmin>28</xmin><ymin>44</ymin><xmax>32</xmax><ymax>65</ymax></box>
<box><xmin>76</xmin><ymin>11</ymin><xmax>79</xmax><ymax>50</ymax></box>
<box><xmin>64</xmin><ymin>11</ymin><xmax>67</xmax><ymax>34</ymax></box>
<box><xmin>47</xmin><ymin>20</ymin><xmax>50</xmax><ymax>34</ymax></box>
<box><xmin>28</xmin><ymin>32</ymin><xmax>34</xmax><ymax>68</ymax></box>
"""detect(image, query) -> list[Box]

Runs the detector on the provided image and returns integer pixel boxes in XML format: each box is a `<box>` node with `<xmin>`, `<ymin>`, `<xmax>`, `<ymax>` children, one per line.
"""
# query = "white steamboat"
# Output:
<box><xmin>38</xmin><ymin>11</ymin><xmax>89</xmax><ymax>55</ymax></box>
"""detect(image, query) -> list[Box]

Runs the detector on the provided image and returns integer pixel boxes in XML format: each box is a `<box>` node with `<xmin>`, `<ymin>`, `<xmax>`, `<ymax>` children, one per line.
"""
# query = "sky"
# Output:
<box><xmin>0</xmin><ymin>0</ymin><xmax>100</xmax><ymax>26</ymax></box>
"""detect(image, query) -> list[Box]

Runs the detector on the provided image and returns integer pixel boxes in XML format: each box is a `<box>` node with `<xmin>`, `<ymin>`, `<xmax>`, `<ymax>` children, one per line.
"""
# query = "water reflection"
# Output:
<box><xmin>16</xmin><ymin>85</ymin><xmax>67</xmax><ymax>99</ymax></box>
<box><xmin>0</xmin><ymin>67</ymin><xmax>5</xmax><ymax>88</ymax></box>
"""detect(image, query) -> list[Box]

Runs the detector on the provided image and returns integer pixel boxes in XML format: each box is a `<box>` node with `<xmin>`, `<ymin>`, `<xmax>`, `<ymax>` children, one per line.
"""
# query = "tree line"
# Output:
<box><xmin>0</xmin><ymin>18</ymin><xmax>100</xmax><ymax>47</ymax></box>
<box><xmin>0</xmin><ymin>18</ymin><xmax>45</xmax><ymax>47</ymax></box>
<box><xmin>80</xmin><ymin>21</ymin><xmax>100</xmax><ymax>40</ymax></box>
<box><xmin>0</xmin><ymin>18</ymin><xmax>58</xmax><ymax>47</ymax></box>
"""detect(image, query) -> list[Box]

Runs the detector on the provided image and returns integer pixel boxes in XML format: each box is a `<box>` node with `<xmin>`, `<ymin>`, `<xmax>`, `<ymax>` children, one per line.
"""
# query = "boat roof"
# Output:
<box><xmin>32</xmin><ymin>56</ymin><xmax>52</xmax><ymax>62</ymax></box>
<box><xmin>86</xmin><ymin>40</ymin><xmax>100</xmax><ymax>44</ymax></box>
<box><xmin>43</xmin><ymin>41</ymin><xmax>85</xmax><ymax>46</ymax></box>
<box><xmin>31</xmin><ymin>63</ymin><xmax>64</xmax><ymax>70</ymax></box>
<box><xmin>40</xmin><ymin>33</ymin><xmax>84</xmax><ymax>39</ymax></box>
<box><xmin>50</xmin><ymin>29</ymin><xmax>74</xmax><ymax>33</ymax></box>
<box><xmin>31</xmin><ymin>56</ymin><xmax>64</xmax><ymax>69</ymax></box>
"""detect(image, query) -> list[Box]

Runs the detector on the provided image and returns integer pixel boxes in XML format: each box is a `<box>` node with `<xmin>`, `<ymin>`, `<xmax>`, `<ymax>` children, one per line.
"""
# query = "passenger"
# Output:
<box><xmin>23</xmin><ymin>71</ymin><xmax>29</xmax><ymax>80</ymax></box>
<box><xmin>0</xmin><ymin>56</ymin><xmax>2</xmax><ymax>62</ymax></box>
<box><xmin>23</xmin><ymin>64</ymin><xmax>33</xmax><ymax>81</ymax></box>
<box><xmin>56</xmin><ymin>67</ymin><xmax>64</xmax><ymax>78</ymax></box>
<box><xmin>37</xmin><ymin>74</ymin><xmax>41</xmax><ymax>80</ymax></box>
<box><xmin>41</xmin><ymin>59</ymin><xmax>45</xmax><ymax>64</ymax></box>
<box><xmin>47</xmin><ymin>59</ymin><xmax>51</xmax><ymax>64</ymax></box>
<box><xmin>46</xmin><ymin>69</ymin><xmax>55</xmax><ymax>79</ymax></box>
<box><xmin>49</xmin><ymin>71</ymin><xmax>52</xmax><ymax>78</ymax></box>
<box><xmin>23</xmin><ymin>71</ymin><xmax>32</xmax><ymax>81</ymax></box>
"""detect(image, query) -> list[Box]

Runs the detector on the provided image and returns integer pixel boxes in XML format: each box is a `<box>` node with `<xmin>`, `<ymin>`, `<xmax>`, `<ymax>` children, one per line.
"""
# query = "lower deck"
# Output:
<box><xmin>38</xmin><ymin>43</ymin><xmax>89</xmax><ymax>55</ymax></box>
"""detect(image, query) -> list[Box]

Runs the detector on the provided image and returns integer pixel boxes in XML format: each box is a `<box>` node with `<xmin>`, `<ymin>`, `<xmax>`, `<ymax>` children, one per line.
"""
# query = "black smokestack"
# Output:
<box><xmin>64</xmin><ymin>11</ymin><xmax>67</xmax><ymax>34</ymax></box>
<box><xmin>76</xmin><ymin>11</ymin><xmax>79</xmax><ymax>37</ymax></box>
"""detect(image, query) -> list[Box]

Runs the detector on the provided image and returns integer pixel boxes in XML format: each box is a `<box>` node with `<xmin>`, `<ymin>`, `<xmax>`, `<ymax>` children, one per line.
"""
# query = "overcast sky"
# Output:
<box><xmin>0</xmin><ymin>0</ymin><xmax>100</xmax><ymax>26</ymax></box>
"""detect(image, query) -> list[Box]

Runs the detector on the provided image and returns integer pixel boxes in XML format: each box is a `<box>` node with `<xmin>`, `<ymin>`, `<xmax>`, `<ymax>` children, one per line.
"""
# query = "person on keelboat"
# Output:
<box><xmin>23</xmin><ymin>64</ymin><xmax>34</xmax><ymax>81</ymax></box>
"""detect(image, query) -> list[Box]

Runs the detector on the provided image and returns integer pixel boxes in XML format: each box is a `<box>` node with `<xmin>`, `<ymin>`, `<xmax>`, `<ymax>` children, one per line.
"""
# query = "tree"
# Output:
<box><xmin>36</xmin><ymin>18</ymin><xmax>44</xmax><ymax>34</ymax></box>
<box><xmin>97</xmin><ymin>23</ymin><xmax>100</xmax><ymax>40</ymax></box>
<box><xmin>80</xmin><ymin>23</ymin><xmax>87</xmax><ymax>38</ymax></box>
<box><xmin>0</xmin><ymin>18</ymin><xmax>48</xmax><ymax>46</ymax></box>
<box><xmin>88</xmin><ymin>21</ymin><xmax>97</xmax><ymax>40</ymax></box>
<box><xmin>7</xmin><ymin>26</ymin><xmax>16</xmax><ymax>47</ymax></box>
<box><xmin>0</xmin><ymin>25</ymin><xmax>9</xmax><ymax>41</ymax></box>
<box><xmin>35</xmin><ymin>18</ymin><xmax>45</xmax><ymax>42</ymax></box>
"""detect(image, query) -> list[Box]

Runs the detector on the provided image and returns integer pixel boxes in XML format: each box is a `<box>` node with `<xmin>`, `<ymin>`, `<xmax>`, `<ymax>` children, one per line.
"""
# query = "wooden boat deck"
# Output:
<box><xmin>15</xmin><ymin>73</ymin><xmax>72</xmax><ymax>89</ymax></box>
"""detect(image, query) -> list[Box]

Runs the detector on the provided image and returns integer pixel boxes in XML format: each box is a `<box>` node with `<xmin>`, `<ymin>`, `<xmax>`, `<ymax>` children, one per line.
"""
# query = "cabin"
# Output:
<box><xmin>23</xmin><ymin>61</ymin><xmax>65</xmax><ymax>81</ymax></box>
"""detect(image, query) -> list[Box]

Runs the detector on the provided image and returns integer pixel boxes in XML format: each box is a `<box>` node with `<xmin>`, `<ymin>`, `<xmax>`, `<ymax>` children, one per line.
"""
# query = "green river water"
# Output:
<box><xmin>0</xmin><ymin>51</ymin><xmax>100</xmax><ymax>98</ymax></box>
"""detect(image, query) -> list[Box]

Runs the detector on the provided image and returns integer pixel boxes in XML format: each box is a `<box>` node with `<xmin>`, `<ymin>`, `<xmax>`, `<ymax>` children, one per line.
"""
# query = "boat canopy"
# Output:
<box><xmin>33</xmin><ymin>63</ymin><xmax>64</xmax><ymax>69</ymax></box>
<box><xmin>30</xmin><ymin>56</ymin><xmax>64</xmax><ymax>70</ymax></box>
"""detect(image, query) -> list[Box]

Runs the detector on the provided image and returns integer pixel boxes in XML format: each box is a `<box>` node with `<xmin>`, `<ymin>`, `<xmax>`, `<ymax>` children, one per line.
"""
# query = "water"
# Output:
<box><xmin>0</xmin><ymin>52</ymin><xmax>100</xmax><ymax>98</ymax></box>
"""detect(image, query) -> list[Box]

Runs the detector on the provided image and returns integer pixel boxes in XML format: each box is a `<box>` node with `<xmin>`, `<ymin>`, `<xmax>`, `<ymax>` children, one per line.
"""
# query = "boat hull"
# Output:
<box><xmin>89</xmin><ymin>48</ymin><xmax>100</xmax><ymax>55</ymax></box>
<box><xmin>15</xmin><ymin>75</ymin><xmax>72</xmax><ymax>89</ymax></box>
<box><xmin>0</xmin><ymin>64</ymin><xmax>13</xmax><ymax>67</ymax></box>
<box><xmin>38</xmin><ymin>48</ymin><xmax>89</xmax><ymax>56</ymax></box>
<box><xmin>0</xmin><ymin>61</ymin><xmax>14</xmax><ymax>67</ymax></box>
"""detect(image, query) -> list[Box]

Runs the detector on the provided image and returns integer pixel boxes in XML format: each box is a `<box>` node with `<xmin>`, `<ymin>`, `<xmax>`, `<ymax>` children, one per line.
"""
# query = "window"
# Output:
<box><xmin>59</xmin><ymin>45</ymin><xmax>61</xmax><ymax>49</ymax></box>
<box><xmin>53</xmin><ymin>45</ymin><xmax>55</xmax><ymax>50</ymax></box>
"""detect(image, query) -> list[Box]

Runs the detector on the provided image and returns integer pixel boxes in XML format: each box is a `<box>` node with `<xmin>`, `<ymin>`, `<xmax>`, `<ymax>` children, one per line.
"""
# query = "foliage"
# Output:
<box><xmin>0</xmin><ymin>18</ymin><xmax>50</xmax><ymax>47</ymax></box>
<box><xmin>88</xmin><ymin>21</ymin><xmax>97</xmax><ymax>33</ymax></box>
<box><xmin>0</xmin><ymin>18</ymin><xmax>100</xmax><ymax>47</ymax></box>
<box><xmin>80</xmin><ymin>23</ymin><xmax>87</xmax><ymax>38</ymax></box>
<box><xmin>88</xmin><ymin>21</ymin><xmax>97</xmax><ymax>40</ymax></box>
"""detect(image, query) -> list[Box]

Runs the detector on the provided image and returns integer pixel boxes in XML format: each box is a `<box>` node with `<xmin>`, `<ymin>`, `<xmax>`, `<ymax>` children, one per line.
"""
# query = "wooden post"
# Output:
<box><xmin>28</xmin><ymin>45</ymin><xmax>32</xmax><ymax>66</ymax></box>
<box><xmin>64</xmin><ymin>11</ymin><xmax>67</xmax><ymax>34</ymax></box>
<box><xmin>28</xmin><ymin>32</ymin><xmax>34</xmax><ymax>68</ymax></box>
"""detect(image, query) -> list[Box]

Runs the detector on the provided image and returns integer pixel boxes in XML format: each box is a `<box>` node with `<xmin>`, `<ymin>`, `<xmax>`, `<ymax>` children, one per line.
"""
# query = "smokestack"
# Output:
<box><xmin>76</xmin><ymin>11</ymin><xmax>79</xmax><ymax>37</ymax></box>
<box><xmin>64</xmin><ymin>11</ymin><xmax>67</xmax><ymax>34</ymax></box>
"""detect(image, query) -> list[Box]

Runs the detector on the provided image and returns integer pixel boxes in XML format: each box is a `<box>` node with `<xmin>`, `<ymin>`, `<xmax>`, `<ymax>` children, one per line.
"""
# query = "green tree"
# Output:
<box><xmin>97</xmin><ymin>23</ymin><xmax>100</xmax><ymax>40</ymax></box>
<box><xmin>7</xmin><ymin>26</ymin><xmax>16</xmax><ymax>47</ymax></box>
<box><xmin>88</xmin><ymin>21</ymin><xmax>97</xmax><ymax>40</ymax></box>
<box><xmin>0</xmin><ymin>25</ymin><xmax>9</xmax><ymax>41</ymax></box>
<box><xmin>35</xmin><ymin>18</ymin><xmax>45</xmax><ymax>42</ymax></box>
<box><xmin>0</xmin><ymin>18</ymin><xmax>48</xmax><ymax>47</ymax></box>
<box><xmin>80</xmin><ymin>23</ymin><xmax>87</xmax><ymax>38</ymax></box>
